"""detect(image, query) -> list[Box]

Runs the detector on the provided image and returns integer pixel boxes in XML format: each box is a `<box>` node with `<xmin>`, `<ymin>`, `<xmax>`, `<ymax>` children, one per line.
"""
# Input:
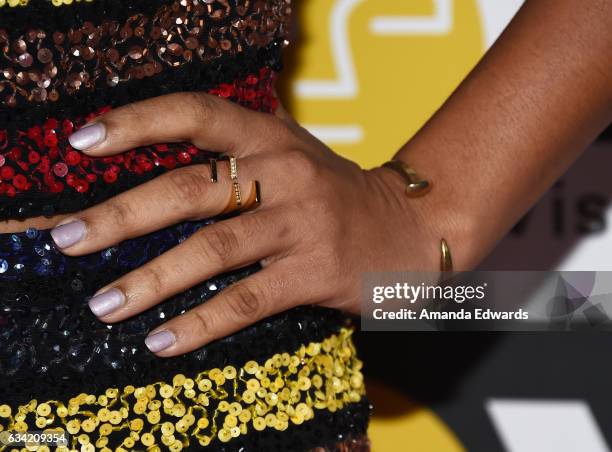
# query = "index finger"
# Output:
<box><xmin>68</xmin><ymin>92</ymin><xmax>289</xmax><ymax>157</ymax></box>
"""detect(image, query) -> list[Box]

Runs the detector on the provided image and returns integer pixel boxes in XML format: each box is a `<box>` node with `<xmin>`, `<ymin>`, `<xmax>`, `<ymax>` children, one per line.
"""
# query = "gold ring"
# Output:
<box><xmin>217</xmin><ymin>155</ymin><xmax>240</xmax><ymax>181</ymax></box>
<box><xmin>209</xmin><ymin>158</ymin><xmax>218</xmax><ymax>183</ymax></box>
<box><xmin>228</xmin><ymin>156</ymin><xmax>239</xmax><ymax>181</ymax></box>
<box><xmin>221</xmin><ymin>181</ymin><xmax>242</xmax><ymax>214</ymax></box>
<box><xmin>219</xmin><ymin>155</ymin><xmax>243</xmax><ymax>214</ymax></box>
<box><xmin>240</xmin><ymin>181</ymin><xmax>262</xmax><ymax>212</ymax></box>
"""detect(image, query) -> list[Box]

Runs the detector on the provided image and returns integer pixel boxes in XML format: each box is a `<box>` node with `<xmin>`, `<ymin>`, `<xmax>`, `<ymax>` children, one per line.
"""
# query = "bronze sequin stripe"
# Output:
<box><xmin>0</xmin><ymin>328</ymin><xmax>365</xmax><ymax>451</ymax></box>
<box><xmin>0</xmin><ymin>0</ymin><xmax>291</xmax><ymax>108</ymax></box>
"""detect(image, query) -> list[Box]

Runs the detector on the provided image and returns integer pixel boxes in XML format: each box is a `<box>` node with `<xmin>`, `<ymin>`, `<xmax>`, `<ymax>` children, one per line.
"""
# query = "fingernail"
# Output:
<box><xmin>50</xmin><ymin>220</ymin><xmax>86</xmax><ymax>249</ymax></box>
<box><xmin>68</xmin><ymin>122</ymin><xmax>106</xmax><ymax>150</ymax></box>
<box><xmin>89</xmin><ymin>288</ymin><xmax>125</xmax><ymax>318</ymax></box>
<box><xmin>145</xmin><ymin>330</ymin><xmax>176</xmax><ymax>353</ymax></box>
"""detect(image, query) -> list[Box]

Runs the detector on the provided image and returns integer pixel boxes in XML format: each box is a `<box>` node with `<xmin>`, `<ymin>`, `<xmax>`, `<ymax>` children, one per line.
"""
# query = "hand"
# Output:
<box><xmin>51</xmin><ymin>92</ymin><xmax>440</xmax><ymax>356</ymax></box>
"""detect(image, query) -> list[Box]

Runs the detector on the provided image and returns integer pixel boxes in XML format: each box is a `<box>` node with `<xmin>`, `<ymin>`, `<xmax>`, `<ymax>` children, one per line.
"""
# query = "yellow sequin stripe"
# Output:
<box><xmin>0</xmin><ymin>0</ymin><xmax>93</xmax><ymax>8</ymax></box>
<box><xmin>0</xmin><ymin>328</ymin><xmax>365</xmax><ymax>452</ymax></box>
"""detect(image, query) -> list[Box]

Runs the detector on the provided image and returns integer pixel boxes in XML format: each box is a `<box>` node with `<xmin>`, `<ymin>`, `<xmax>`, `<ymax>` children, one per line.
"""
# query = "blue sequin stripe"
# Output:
<box><xmin>0</xmin><ymin>219</ymin><xmax>214</xmax><ymax>278</ymax></box>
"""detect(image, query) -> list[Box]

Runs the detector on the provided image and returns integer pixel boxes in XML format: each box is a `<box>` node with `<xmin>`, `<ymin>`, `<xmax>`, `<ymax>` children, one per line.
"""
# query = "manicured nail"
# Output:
<box><xmin>145</xmin><ymin>331</ymin><xmax>176</xmax><ymax>353</ymax></box>
<box><xmin>68</xmin><ymin>122</ymin><xmax>106</xmax><ymax>150</ymax></box>
<box><xmin>50</xmin><ymin>220</ymin><xmax>86</xmax><ymax>249</ymax></box>
<box><xmin>89</xmin><ymin>288</ymin><xmax>125</xmax><ymax>318</ymax></box>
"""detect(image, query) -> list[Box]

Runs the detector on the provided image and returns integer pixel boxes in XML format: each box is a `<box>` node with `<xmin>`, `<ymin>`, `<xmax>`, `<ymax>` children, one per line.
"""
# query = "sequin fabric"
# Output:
<box><xmin>0</xmin><ymin>0</ymin><xmax>94</xmax><ymax>7</ymax></box>
<box><xmin>0</xmin><ymin>0</ymin><xmax>371</xmax><ymax>449</ymax></box>
<box><xmin>309</xmin><ymin>436</ymin><xmax>371</xmax><ymax>452</ymax></box>
<box><xmin>0</xmin><ymin>67</ymin><xmax>278</xmax><ymax>220</ymax></box>
<box><xmin>0</xmin><ymin>223</ymin><xmax>370</xmax><ymax>450</ymax></box>
<box><xmin>0</xmin><ymin>0</ymin><xmax>291</xmax><ymax>110</ymax></box>
<box><xmin>0</xmin><ymin>328</ymin><xmax>366</xmax><ymax>451</ymax></box>
<box><xmin>0</xmin><ymin>219</ymin><xmax>213</xmax><ymax>279</ymax></box>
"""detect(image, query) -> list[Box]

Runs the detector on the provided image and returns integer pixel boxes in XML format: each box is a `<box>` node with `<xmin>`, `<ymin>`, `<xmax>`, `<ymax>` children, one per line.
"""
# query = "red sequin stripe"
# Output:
<box><xmin>0</xmin><ymin>67</ymin><xmax>278</xmax><ymax>197</ymax></box>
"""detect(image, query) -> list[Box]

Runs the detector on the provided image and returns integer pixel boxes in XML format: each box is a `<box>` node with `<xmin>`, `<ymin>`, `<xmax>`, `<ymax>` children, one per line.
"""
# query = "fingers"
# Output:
<box><xmin>50</xmin><ymin>160</ymin><xmax>258</xmax><ymax>255</ymax></box>
<box><xmin>144</xmin><ymin>263</ymin><xmax>305</xmax><ymax>357</ymax></box>
<box><xmin>68</xmin><ymin>92</ymin><xmax>291</xmax><ymax>157</ymax></box>
<box><xmin>88</xmin><ymin>209</ymin><xmax>289</xmax><ymax>324</ymax></box>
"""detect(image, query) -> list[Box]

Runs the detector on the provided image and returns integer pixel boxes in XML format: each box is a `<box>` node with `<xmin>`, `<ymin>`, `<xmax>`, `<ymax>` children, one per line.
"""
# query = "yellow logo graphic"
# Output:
<box><xmin>281</xmin><ymin>0</ymin><xmax>523</xmax><ymax>168</ymax></box>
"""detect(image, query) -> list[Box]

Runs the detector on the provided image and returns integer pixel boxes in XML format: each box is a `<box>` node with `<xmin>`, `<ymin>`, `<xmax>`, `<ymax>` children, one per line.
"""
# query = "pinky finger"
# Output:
<box><xmin>144</xmin><ymin>264</ymin><xmax>305</xmax><ymax>357</ymax></box>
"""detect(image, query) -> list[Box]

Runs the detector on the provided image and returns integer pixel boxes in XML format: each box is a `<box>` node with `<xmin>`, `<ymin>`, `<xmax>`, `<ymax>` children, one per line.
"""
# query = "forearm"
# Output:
<box><xmin>394</xmin><ymin>0</ymin><xmax>612</xmax><ymax>269</ymax></box>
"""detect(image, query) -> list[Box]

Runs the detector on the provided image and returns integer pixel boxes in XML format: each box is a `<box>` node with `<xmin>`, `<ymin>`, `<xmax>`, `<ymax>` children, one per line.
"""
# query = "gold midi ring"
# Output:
<box><xmin>240</xmin><ymin>181</ymin><xmax>262</xmax><ymax>212</ymax></box>
<box><xmin>382</xmin><ymin>160</ymin><xmax>431</xmax><ymax>196</ymax></box>
<box><xmin>221</xmin><ymin>181</ymin><xmax>242</xmax><ymax>214</ymax></box>
<box><xmin>220</xmin><ymin>155</ymin><xmax>243</xmax><ymax>214</ymax></box>
<box><xmin>209</xmin><ymin>158</ymin><xmax>218</xmax><ymax>183</ymax></box>
<box><xmin>228</xmin><ymin>156</ymin><xmax>239</xmax><ymax>181</ymax></box>
<box><xmin>216</xmin><ymin>155</ymin><xmax>239</xmax><ymax>182</ymax></box>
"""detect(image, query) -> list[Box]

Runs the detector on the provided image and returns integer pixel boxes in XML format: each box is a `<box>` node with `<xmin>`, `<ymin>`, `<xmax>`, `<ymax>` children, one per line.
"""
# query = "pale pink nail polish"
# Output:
<box><xmin>145</xmin><ymin>331</ymin><xmax>176</xmax><ymax>353</ymax></box>
<box><xmin>50</xmin><ymin>220</ymin><xmax>86</xmax><ymax>249</ymax></box>
<box><xmin>88</xmin><ymin>288</ymin><xmax>125</xmax><ymax>317</ymax></box>
<box><xmin>69</xmin><ymin>122</ymin><xmax>106</xmax><ymax>150</ymax></box>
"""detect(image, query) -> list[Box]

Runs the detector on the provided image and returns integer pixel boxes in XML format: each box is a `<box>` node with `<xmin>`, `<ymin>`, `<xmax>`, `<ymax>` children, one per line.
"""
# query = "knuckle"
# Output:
<box><xmin>267</xmin><ymin>115</ymin><xmax>294</xmax><ymax>142</ymax></box>
<box><xmin>317</xmin><ymin>250</ymin><xmax>344</xmax><ymax>291</ymax></box>
<box><xmin>311</xmin><ymin>190</ymin><xmax>334</xmax><ymax>212</ymax></box>
<box><xmin>226</xmin><ymin>283</ymin><xmax>264</xmax><ymax>319</ymax></box>
<box><xmin>184</xmin><ymin>92</ymin><xmax>216</xmax><ymax>124</ymax></box>
<box><xmin>114</xmin><ymin>102</ymin><xmax>142</xmax><ymax>125</ymax></box>
<box><xmin>299</xmin><ymin>253</ymin><xmax>338</xmax><ymax>299</ymax></box>
<box><xmin>194</xmin><ymin>223</ymin><xmax>239</xmax><ymax>266</ymax></box>
<box><xmin>104</xmin><ymin>198</ymin><xmax>138</xmax><ymax>228</ymax></box>
<box><xmin>236</xmin><ymin>212</ymin><xmax>268</xmax><ymax>243</ymax></box>
<box><xmin>285</xmin><ymin>149</ymin><xmax>319</xmax><ymax>181</ymax></box>
<box><xmin>137</xmin><ymin>264</ymin><xmax>167</xmax><ymax>297</ymax></box>
<box><xmin>164</xmin><ymin>166</ymin><xmax>210</xmax><ymax>211</ymax></box>
<box><xmin>296</xmin><ymin>193</ymin><xmax>338</xmax><ymax>232</ymax></box>
<box><xmin>191</xmin><ymin>308</ymin><xmax>214</xmax><ymax>336</ymax></box>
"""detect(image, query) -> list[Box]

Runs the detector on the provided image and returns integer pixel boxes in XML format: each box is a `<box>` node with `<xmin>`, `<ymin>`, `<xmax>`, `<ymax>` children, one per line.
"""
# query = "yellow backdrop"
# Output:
<box><xmin>279</xmin><ymin>1</ymin><xmax>520</xmax><ymax>449</ymax></box>
<box><xmin>281</xmin><ymin>0</ymin><xmax>484</xmax><ymax>169</ymax></box>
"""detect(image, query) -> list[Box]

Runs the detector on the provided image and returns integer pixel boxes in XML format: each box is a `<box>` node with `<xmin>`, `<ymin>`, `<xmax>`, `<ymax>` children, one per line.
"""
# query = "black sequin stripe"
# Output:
<box><xmin>1</xmin><ymin>275</ymin><xmax>352</xmax><ymax>405</ymax></box>
<box><xmin>0</xmin><ymin>0</ymin><xmax>196</xmax><ymax>35</ymax></box>
<box><xmin>186</xmin><ymin>400</ymin><xmax>371</xmax><ymax>452</ymax></box>
<box><xmin>0</xmin><ymin>219</ymin><xmax>352</xmax><ymax>403</ymax></box>
<box><xmin>0</xmin><ymin>40</ymin><xmax>283</xmax><ymax>133</ymax></box>
<box><xmin>1</xmin><ymin>304</ymin><xmax>351</xmax><ymax>404</ymax></box>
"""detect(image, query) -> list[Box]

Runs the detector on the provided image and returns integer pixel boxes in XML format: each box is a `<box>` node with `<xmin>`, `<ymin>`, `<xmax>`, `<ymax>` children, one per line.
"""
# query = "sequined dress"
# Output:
<box><xmin>0</xmin><ymin>1</ymin><xmax>370</xmax><ymax>451</ymax></box>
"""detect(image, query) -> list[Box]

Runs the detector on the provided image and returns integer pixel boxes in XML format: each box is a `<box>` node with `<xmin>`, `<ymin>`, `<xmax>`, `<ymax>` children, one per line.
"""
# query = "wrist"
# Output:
<box><xmin>367</xmin><ymin>165</ymin><xmax>442</xmax><ymax>272</ymax></box>
<box><xmin>369</xmin><ymin>162</ymin><xmax>483</xmax><ymax>272</ymax></box>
